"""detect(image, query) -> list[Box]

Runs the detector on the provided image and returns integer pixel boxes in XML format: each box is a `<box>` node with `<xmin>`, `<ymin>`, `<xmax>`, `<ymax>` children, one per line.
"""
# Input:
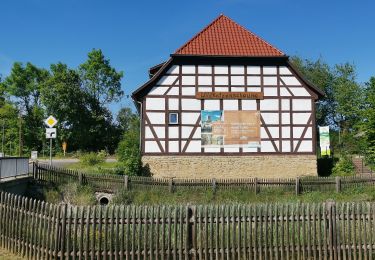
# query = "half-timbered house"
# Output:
<box><xmin>132</xmin><ymin>14</ymin><xmax>324</xmax><ymax>178</ymax></box>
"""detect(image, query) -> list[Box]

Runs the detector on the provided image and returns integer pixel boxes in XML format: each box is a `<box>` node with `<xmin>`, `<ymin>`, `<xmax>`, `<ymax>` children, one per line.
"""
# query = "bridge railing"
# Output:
<box><xmin>0</xmin><ymin>157</ymin><xmax>29</xmax><ymax>180</ymax></box>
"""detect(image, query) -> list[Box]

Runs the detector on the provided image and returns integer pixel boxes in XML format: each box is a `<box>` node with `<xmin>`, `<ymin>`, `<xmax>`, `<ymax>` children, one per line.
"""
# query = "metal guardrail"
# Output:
<box><xmin>0</xmin><ymin>157</ymin><xmax>29</xmax><ymax>180</ymax></box>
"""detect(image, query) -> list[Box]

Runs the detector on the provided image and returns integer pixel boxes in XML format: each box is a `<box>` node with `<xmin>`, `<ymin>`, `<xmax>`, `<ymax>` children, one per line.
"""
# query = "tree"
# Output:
<box><xmin>117</xmin><ymin>107</ymin><xmax>139</xmax><ymax>132</ymax></box>
<box><xmin>363</xmin><ymin>77</ymin><xmax>375</xmax><ymax>165</ymax></box>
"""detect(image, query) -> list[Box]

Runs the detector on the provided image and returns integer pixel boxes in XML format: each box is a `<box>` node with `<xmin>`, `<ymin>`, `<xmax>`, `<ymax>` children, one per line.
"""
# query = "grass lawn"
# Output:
<box><xmin>111</xmin><ymin>186</ymin><xmax>375</xmax><ymax>205</ymax></box>
<box><xmin>0</xmin><ymin>248</ymin><xmax>24</xmax><ymax>259</ymax></box>
<box><xmin>65</xmin><ymin>161</ymin><xmax>119</xmax><ymax>173</ymax></box>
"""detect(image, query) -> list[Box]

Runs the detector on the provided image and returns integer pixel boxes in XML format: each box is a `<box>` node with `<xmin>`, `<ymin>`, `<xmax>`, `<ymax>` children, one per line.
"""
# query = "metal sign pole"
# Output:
<box><xmin>49</xmin><ymin>138</ymin><xmax>52</xmax><ymax>166</ymax></box>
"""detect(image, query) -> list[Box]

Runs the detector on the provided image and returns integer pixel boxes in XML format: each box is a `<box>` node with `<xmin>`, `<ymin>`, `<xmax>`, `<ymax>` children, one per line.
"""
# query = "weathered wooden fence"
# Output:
<box><xmin>0</xmin><ymin>191</ymin><xmax>374</xmax><ymax>259</ymax></box>
<box><xmin>33</xmin><ymin>163</ymin><xmax>375</xmax><ymax>195</ymax></box>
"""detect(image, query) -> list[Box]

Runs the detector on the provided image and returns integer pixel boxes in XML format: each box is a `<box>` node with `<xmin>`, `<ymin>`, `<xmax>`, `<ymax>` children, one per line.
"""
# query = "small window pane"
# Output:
<box><xmin>169</xmin><ymin>113</ymin><xmax>179</xmax><ymax>124</ymax></box>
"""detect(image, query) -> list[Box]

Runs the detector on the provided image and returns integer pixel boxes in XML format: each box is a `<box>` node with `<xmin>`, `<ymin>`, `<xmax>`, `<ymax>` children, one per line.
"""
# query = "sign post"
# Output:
<box><xmin>44</xmin><ymin>116</ymin><xmax>58</xmax><ymax>166</ymax></box>
<box><xmin>62</xmin><ymin>141</ymin><xmax>67</xmax><ymax>156</ymax></box>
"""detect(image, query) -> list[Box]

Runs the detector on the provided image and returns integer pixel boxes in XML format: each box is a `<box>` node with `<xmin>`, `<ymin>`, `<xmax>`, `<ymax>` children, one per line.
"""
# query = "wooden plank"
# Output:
<box><xmin>92</xmin><ymin>206</ymin><xmax>97</xmax><ymax>260</ymax></box>
<box><xmin>85</xmin><ymin>206</ymin><xmax>91</xmax><ymax>260</ymax></box>
<box><xmin>73</xmin><ymin>206</ymin><xmax>79</xmax><ymax>260</ymax></box>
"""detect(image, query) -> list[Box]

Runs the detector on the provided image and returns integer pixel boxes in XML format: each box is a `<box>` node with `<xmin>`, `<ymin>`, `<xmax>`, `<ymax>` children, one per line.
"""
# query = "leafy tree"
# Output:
<box><xmin>117</xmin><ymin>107</ymin><xmax>139</xmax><ymax>132</ymax></box>
<box><xmin>363</xmin><ymin>77</ymin><xmax>375</xmax><ymax>165</ymax></box>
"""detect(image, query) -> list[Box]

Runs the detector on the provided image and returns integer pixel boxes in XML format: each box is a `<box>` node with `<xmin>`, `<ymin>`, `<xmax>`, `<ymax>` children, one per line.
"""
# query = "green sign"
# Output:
<box><xmin>319</xmin><ymin>126</ymin><xmax>330</xmax><ymax>156</ymax></box>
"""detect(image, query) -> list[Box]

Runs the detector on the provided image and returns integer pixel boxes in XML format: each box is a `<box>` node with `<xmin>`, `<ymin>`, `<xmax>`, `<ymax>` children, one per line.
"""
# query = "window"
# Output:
<box><xmin>169</xmin><ymin>112</ymin><xmax>179</xmax><ymax>124</ymax></box>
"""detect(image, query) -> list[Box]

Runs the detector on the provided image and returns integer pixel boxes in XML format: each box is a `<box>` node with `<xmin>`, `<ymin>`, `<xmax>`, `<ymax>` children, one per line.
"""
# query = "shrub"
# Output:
<box><xmin>80</xmin><ymin>152</ymin><xmax>105</xmax><ymax>166</ymax></box>
<box><xmin>332</xmin><ymin>155</ymin><xmax>355</xmax><ymax>176</ymax></box>
<box><xmin>60</xmin><ymin>182</ymin><xmax>96</xmax><ymax>205</ymax></box>
<box><xmin>111</xmin><ymin>190</ymin><xmax>134</xmax><ymax>205</ymax></box>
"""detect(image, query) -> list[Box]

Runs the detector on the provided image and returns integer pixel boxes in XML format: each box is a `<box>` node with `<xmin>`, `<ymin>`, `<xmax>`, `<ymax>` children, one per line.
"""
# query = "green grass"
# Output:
<box><xmin>111</xmin><ymin>186</ymin><xmax>375</xmax><ymax>205</ymax></box>
<box><xmin>65</xmin><ymin>161</ymin><xmax>119</xmax><ymax>173</ymax></box>
<box><xmin>0</xmin><ymin>247</ymin><xmax>24</xmax><ymax>259</ymax></box>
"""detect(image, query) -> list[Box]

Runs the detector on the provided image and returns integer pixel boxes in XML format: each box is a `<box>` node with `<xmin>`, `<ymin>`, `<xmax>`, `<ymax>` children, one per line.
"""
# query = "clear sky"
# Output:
<box><xmin>1</xmin><ymin>0</ymin><xmax>374</xmax><ymax>115</ymax></box>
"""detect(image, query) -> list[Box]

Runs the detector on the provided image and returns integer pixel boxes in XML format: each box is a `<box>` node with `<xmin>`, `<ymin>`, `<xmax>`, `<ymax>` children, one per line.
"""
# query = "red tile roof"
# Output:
<box><xmin>175</xmin><ymin>14</ymin><xmax>285</xmax><ymax>57</ymax></box>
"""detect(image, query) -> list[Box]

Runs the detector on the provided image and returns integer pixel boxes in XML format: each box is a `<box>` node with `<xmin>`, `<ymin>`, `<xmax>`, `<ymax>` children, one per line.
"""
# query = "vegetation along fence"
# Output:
<box><xmin>33</xmin><ymin>163</ymin><xmax>375</xmax><ymax>195</ymax></box>
<box><xmin>0</xmin><ymin>191</ymin><xmax>375</xmax><ymax>259</ymax></box>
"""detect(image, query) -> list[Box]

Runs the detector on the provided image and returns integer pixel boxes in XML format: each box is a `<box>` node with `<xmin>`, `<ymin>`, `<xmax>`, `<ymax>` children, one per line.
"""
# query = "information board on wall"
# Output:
<box><xmin>319</xmin><ymin>126</ymin><xmax>331</xmax><ymax>156</ymax></box>
<box><xmin>201</xmin><ymin>110</ymin><xmax>261</xmax><ymax>148</ymax></box>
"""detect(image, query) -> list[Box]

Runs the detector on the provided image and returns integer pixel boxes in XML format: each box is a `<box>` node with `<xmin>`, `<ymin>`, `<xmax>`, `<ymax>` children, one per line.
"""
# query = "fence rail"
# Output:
<box><xmin>33</xmin><ymin>163</ymin><xmax>375</xmax><ymax>195</ymax></box>
<box><xmin>0</xmin><ymin>191</ymin><xmax>374</xmax><ymax>259</ymax></box>
<box><xmin>0</xmin><ymin>157</ymin><xmax>29</xmax><ymax>180</ymax></box>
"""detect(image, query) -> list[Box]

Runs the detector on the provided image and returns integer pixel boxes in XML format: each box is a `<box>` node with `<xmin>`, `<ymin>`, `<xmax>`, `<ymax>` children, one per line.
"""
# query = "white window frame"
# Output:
<box><xmin>168</xmin><ymin>112</ymin><xmax>179</xmax><ymax>125</ymax></box>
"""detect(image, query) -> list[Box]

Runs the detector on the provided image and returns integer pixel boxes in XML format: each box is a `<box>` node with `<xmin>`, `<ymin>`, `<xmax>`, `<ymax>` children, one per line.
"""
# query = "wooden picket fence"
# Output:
<box><xmin>0</xmin><ymin>190</ymin><xmax>375</xmax><ymax>259</ymax></box>
<box><xmin>32</xmin><ymin>163</ymin><xmax>375</xmax><ymax>195</ymax></box>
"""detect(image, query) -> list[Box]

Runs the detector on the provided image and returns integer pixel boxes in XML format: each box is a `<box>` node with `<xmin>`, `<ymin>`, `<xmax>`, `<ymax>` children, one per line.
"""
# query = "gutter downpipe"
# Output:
<box><xmin>136</xmin><ymin>100</ymin><xmax>143</xmax><ymax>152</ymax></box>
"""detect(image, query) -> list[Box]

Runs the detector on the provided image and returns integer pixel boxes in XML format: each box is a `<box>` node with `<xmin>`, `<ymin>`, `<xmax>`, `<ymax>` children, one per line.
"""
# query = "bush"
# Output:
<box><xmin>332</xmin><ymin>156</ymin><xmax>355</xmax><ymax>176</ymax></box>
<box><xmin>60</xmin><ymin>182</ymin><xmax>96</xmax><ymax>205</ymax></box>
<box><xmin>80</xmin><ymin>152</ymin><xmax>105</xmax><ymax>166</ymax></box>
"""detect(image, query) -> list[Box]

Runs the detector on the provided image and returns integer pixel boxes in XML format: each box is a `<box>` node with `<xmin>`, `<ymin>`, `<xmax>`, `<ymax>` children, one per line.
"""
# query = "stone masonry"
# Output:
<box><xmin>142</xmin><ymin>155</ymin><xmax>317</xmax><ymax>179</ymax></box>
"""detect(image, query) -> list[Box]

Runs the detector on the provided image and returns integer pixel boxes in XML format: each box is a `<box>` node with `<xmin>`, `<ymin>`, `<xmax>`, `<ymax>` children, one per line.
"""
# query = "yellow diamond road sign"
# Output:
<box><xmin>45</xmin><ymin>115</ymin><xmax>58</xmax><ymax>128</ymax></box>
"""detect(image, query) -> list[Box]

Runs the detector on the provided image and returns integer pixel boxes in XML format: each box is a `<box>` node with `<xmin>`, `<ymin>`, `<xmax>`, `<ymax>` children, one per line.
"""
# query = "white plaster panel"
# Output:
<box><xmin>231</xmin><ymin>87</ymin><xmax>245</xmax><ymax>92</ymax></box>
<box><xmin>181</xmin><ymin>87</ymin><xmax>195</xmax><ymax>96</ymax></box>
<box><xmin>145</xmin><ymin>127</ymin><xmax>154</xmax><ymax>139</ymax></box>
<box><xmin>279</xmin><ymin>66</ymin><xmax>292</xmax><ymax>75</ymax></box>
<box><xmin>241</xmin><ymin>100</ymin><xmax>257</xmax><ymax>110</ymax></box>
<box><xmin>261</xmin><ymin>127</ymin><xmax>268</xmax><ymax>138</ymax></box>
<box><xmin>198</xmin><ymin>76</ymin><xmax>212</xmax><ymax>85</ymax></box>
<box><xmin>262</xmin><ymin>113</ymin><xmax>279</xmax><ymax>124</ymax></box>
<box><xmin>204</xmin><ymin>147</ymin><xmax>220</xmax><ymax>153</ymax></box>
<box><xmin>293</xmin><ymin>127</ymin><xmax>305</xmax><ymax>139</ymax></box>
<box><xmin>147</xmin><ymin>112</ymin><xmax>165</xmax><ymax>124</ymax></box>
<box><xmin>214</xmin><ymin>66</ymin><xmax>228</xmax><ymax>74</ymax></box>
<box><xmin>168</xmin><ymin>141</ymin><xmax>179</xmax><ymax>153</ymax></box>
<box><xmin>167</xmin><ymin>65</ymin><xmax>179</xmax><ymax>74</ymax></box>
<box><xmin>146</xmin><ymin>97</ymin><xmax>165</xmax><ymax>110</ymax></box>
<box><xmin>231</xmin><ymin>66</ymin><xmax>244</xmax><ymax>74</ymax></box>
<box><xmin>281</xmin><ymin>99</ymin><xmax>290</xmax><ymax>110</ymax></box>
<box><xmin>167</xmin><ymin>87</ymin><xmax>179</xmax><ymax>95</ymax></box>
<box><xmin>224</xmin><ymin>147</ymin><xmax>240</xmax><ymax>153</ymax></box>
<box><xmin>247</xmin><ymin>87</ymin><xmax>261</xmax><ymax>92</ymax></box>
<box><xmin>198</xmin><ymin>87</ymin><xmax>212</xmax><ymax>92</ymax></box>
<box><xmin>186</xmin><ymin>141</ymin><xmax>201</xmax><ymax>152</ymax></box>
<box><xmin>247</xmin><ymin>66</ymin><xmax>261</xmax><ymax>74</ymax></box>
<box><xmin>282</xmin><ymin>127</ymin><xmax>290</xmax><ymax>138</ymax></box>
<box><xmin>145</xmin><ymin>141</ymin><xmax>161</xmax><ymax>153</ymax></box>
<box><xmin>243</xmin><ymin>147</ymin><xmax>258</xmax><ymax>152</ymax></box>
<box><xmin>182</xmin><ymin>65</ymin><xmax>195</xmax><ymax>74</ymax></box>
<box><xmin>181</xmin><ymin>112</ymin><xmax>200</xmax><ymax>124</ymax></box>
<box><xmin>268</xmin><ymin>127</ymin><xmax>279</xmax><ymax>138</ymax></box>
<box><xmin>305</xmin><ymin>127</ymin><xmax>312</xmax><ymax>138</ymax></box>
<box><xmin>264</xmin><ymin>87</ymin><xmax>278</xmax><ymax>96</ymax></box>
<box><xmin>297</xmin><ymin>140</ymin><xmax>313</xmax><ymax>152</ymax></box>
<box><xmin>282</xmin><ymin>113</ymin><xmax>290</xmax><ymax>124</ymax></box>
<box><xmin>215</xmin><ymin>87</ymin><xmax>229</xmax><ymax>92</ymax></box>
<box><xmin>263</xmin><ymin>76</ymin><xmax>277</xmax><ymax>86</ymax></box>
<box><xmin>193</xmin><ymin>127</ymin><xmax>201</xmax><ymax>138</ymax></box>
<box><xmin>280</xmin><ymin>87</ymin><xmax>292</xmax><ymax>96</ymax></box>
<box><xmin>290</xmin><ymin>88</ymin><xmax>310</xmax><ymax>97</ymax></box>
<box><xmin>204</xmin><ymin>100</ymin><xmax>220</xmax><ymax>110</ymax></box>
<box><xmin>223</xmin><ymin>100</ymin><xmax>238</xmax><ymax>110</ymax></box>
<box><xmin>160</xmin><ymin>141</ymin><xmax>165</xmax><ymax>150</ymax></box>
<box><xmin>293</xmin><ymin>113</ymin><xmax>311</xmax><ymax>125</ymax></box>
<box><xmin>292</xmin><ymin>99</ymin><xmax>311</xmax><ymax>111</ymax></box>
<box><xmin>231</xmin><ymin>76</ymin><xmax>245</xmax><ymax>85</ymax></box>
<box><xmin>247</xmin><ymin>76</ymin><xmax>261</xmax><ymax>85</ymax></box>
<box><xmin>215</xmin><ymin>76</ymin><xmax>229</xmax><ymax>85</ymax></box>
<box><xmin>168</xmin><ymin>127</ymin><xmax>179</xmax><ymax>138</ymax></box>
<box><xmin>154</xmin><ymin>127</ymin><xmax>165</xmax><ymax>138</ymax></box>
<box><xmin>281</xmin><ymin>76</ymin><xmax>301</xmax><ymax>86</ymax></box>
<box><xmin>263</xmin><ymin>66</ymin><xmax>277</xmax><ymax>75</ymax></box>
<box><xmin>198</xmin><ymin>65</ymin><xmax>212</xmax><ymax>74</ymax></box>
<box><xmin>157</xmin><ymin>75</ymin><xmax>178</xmax><ymax>85</ymax></box>
<box><xmin>282</xmin><ymin>141</ymin><xmax>291</xmax><ymax>152</ymax></box>
<box><xmin>260</xmin><ymin>99</ymin><xmax>279</xmax><ymax>110</ymax></box>
<box><xmin>168</xmin><ymin>98</ymin><xmax>179</xmax><ymax>110</ymax></box>
<box><xmin>182</xmin><ymin>126</ymin><xmax>194</xmax><ymax>138</ymax></box>
<box><xmin>149</xmin><ymin>86</ymin><xmax>168</xmax><ymax>95</ymax></box>
<box><xmin>181</xmin><ymin>99</ymin><xmax>201</xmax><ymax>110</ymax></box>
<box><xmin>181</xmin><ymin>76</ymin><xmax>195</xmax><ymax>85</ymax></box>
<box><xmin>181</xmin><ymin>141</ymin><xmax>186</xmax><ymax>150</ymax></box>
<box><xmin>261</xmin><ymin>141</ymin><xmax>276</xmax><ymax>152</ymax></box>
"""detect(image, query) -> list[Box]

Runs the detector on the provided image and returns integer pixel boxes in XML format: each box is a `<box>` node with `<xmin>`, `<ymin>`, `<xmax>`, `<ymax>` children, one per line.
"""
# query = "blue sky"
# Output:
<box><xmin>1</xmin><ymin>0</ymin><xmax>374</xmax><ymax>115</ymax></box>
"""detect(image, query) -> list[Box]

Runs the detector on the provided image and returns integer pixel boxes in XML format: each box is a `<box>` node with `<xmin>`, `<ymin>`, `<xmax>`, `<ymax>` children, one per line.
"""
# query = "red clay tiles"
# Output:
<box><xmin>175</xmin><ymin>14</ymin><xmax>285</xmax><ymax>57</ymax></box>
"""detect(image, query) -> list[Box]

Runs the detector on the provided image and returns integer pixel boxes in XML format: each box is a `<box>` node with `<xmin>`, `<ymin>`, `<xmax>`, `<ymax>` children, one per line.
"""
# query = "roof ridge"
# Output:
<box><xmin>174</xmin><ymin>14</ymin><xmax>225</xmax><ymax>54</ymax></box>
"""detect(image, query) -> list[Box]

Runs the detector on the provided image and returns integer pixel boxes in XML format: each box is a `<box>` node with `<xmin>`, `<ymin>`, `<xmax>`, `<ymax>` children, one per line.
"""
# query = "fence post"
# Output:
<box><xmin>335</xmin><ymin>176</ymin><xmax>341</xmax><ymax>192</ymax></box>
<box><xmin>212</xmin><ymin>178</ymin><xmax>216</xmax><ymax>193</ymax></box>
<box><xmin>78</xmin><ymin>172</ymin><xmax>83</xmax><ymax>186</ymax></box>
<box><xmin>295</xmin><ymin>177</ymin><xmax>300</xmax><ymax>195</ymax></box>
<box><xmin>169</xmin><ymin>178</ymin><xmax>174</xmax><ymax>193</ymax></box>
<box><xmin>254</xmin><ymin>178</ymin><xmax>259</xmax><ymax>194</ymax></box>
<box><xmin>186</xmin><ymin>206</ymin><xmax>196</xmax><ymax>259</ymax></box>
<box><xmin>124</xmin><ymin>175</ymin><xmax>129</xmax><ymax>190</ymax></box>
<box><xmin>326</xmin><ymin>201</ymin><xmax>336</xmax><ymax>258</ymax></box>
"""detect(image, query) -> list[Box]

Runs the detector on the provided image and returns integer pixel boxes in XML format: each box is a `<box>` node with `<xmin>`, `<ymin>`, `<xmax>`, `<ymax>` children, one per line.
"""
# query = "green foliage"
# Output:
<box><xmin>80</xmin><ymin>152</ymin><xmax>106</xmax><ymax>166</ymax></box>
<box><xmin>59</xmin><ymin>182</ymin><xmax>96</xmax><ymax>205</ymax></box>
<box><xmin>363</xmin><ymin>77</ymin><xmax>375</xmax><ymax>166</ymax></box>
<box><xmin>332</xmin><ymin>156</ymin><xmax>355</xmax><ymax>176</ymax></box>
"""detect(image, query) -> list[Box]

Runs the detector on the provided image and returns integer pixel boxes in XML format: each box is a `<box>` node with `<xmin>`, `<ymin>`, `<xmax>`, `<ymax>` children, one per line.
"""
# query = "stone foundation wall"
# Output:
<box><xmin>142</xmin><ymin>155</ymin><xmax>317</xmax><ymax>178</ymax></box>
